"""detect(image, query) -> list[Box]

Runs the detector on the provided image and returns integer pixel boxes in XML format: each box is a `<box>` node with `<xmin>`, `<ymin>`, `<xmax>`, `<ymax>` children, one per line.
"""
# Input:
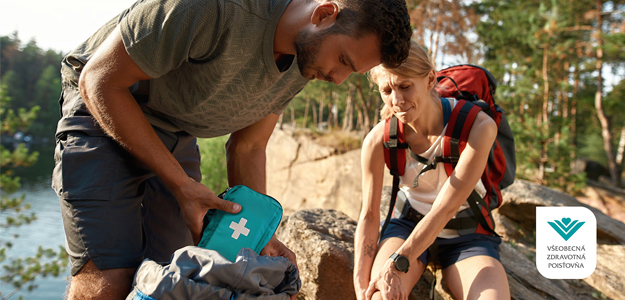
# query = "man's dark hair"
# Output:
<box><xmin>332</xmin><ymin>0</ymin><xmax>412</xmax><ymax>68</ymax></box>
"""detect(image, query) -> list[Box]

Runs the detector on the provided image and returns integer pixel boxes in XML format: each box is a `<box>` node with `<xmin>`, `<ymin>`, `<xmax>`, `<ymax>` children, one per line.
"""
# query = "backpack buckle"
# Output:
<box><xmin>412</xmin><ymin>159</ymin><xmax>439</xmax><ymax>188</ymax></box>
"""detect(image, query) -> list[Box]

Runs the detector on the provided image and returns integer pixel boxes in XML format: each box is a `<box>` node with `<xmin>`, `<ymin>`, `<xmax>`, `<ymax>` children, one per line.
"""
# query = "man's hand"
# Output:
<box><xmin>261</xmin><ymin>235</ymin><xmax>299</xmax><ymax>300</ymax></box>
<box><xmin>174</xmin><ymin>178</ymin><xmax>241</xmax><ymax>245</ymax></box>
<box><xmin>365</xmin><ymin>259</ymin><xmax>408</xmax><ymax>300</ymax></box>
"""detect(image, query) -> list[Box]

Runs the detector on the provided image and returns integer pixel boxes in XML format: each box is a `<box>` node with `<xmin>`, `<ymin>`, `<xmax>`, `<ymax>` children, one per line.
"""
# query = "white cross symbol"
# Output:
<box><xmin>229</xmin><ymin>218</ymin><xmax>250</xmax><ymax>240</ymax></box>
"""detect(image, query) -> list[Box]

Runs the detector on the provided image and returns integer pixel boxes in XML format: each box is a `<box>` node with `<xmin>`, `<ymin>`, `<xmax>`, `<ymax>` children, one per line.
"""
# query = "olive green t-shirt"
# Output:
<box><xmin>60</xmin><ymin>0</ymin><xmax>308</xmax><ymax>138</ymax></box>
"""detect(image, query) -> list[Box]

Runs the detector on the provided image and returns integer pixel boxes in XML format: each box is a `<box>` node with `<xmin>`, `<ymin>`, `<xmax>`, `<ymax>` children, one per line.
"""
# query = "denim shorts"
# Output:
<box><xmin>52</xmin><ymin>85</ymin><xmax>200</xmax><ymax>275</ymax></box>
<box><xmin>380</xmin><ymin>218</ymin><xmax>501</xmax><ymax>269</ymax></box>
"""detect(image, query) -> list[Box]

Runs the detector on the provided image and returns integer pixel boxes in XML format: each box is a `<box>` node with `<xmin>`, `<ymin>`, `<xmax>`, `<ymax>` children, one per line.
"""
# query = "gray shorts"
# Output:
<box><xmin>52</xmin><ymin>85</ymin><xmax>200</xmax><ymax>275</ymax></box>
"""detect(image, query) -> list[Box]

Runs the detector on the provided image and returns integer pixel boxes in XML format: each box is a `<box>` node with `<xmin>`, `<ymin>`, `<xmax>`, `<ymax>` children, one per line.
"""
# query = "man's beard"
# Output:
<box><xmin>294</xmin><ymin>29</ymin><xmax>327</xmax><ymax>80</ymax></box>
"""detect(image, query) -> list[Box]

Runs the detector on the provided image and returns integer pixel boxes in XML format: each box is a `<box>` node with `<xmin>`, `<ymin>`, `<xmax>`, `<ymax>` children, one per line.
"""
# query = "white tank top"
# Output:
<box><xmin>398</xmin><ymin>98</ymin><xmax>486</xmax><ymax>238</ymax></box>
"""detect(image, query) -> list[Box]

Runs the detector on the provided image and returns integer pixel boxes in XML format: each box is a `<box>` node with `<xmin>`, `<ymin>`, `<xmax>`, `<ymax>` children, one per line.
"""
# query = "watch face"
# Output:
<box><xmin>394</xmin><ymin>255</ymin><xmax>410</xmax><ymax>273</ymax></box>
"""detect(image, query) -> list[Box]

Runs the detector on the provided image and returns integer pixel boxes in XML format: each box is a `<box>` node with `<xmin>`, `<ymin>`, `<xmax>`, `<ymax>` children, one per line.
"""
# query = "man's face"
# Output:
<box><xmin>294</xmin><ymin>29</ymin><xmax>382</xmax><ymax>85</ymax></box>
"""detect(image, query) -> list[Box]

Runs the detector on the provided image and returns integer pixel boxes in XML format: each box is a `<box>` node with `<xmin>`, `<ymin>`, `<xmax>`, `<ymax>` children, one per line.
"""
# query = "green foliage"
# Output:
<box><xmin>30</xmin><ymin>66</ymin><xmax>62</xmax><ymax>138</ymax></box>
<box><xmin>474</xmin><ymin>0</ymin><xmax>623</xmax><ymax>191</ymax></box>
<box><xmin>1</xmin><ymin>36</ymin><xmax>68</xmax><ymax>299</ymax></box>
<box><xmin>1</xmin><ymin>33</ymin><xmax>64</xmax><ymax>139</ymax></box>
<box><xmin>0</xmin><ymin>246</ymin><xmax>69</xmax><ymax>300</ymax></box>
<box><xmin>197</xmin><ymin>136</ymin><xmax>230</xmax><ymax>194</ymax></box>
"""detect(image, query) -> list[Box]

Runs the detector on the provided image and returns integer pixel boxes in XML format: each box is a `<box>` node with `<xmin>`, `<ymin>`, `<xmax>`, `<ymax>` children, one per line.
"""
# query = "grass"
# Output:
<box><xmin>197</xmin><ymin>135</ymin><xmax>229</xmax><ymax>194</ymax></box>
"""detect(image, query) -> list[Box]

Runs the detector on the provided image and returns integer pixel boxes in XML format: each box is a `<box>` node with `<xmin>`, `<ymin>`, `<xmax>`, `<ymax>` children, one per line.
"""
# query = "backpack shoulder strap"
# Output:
<box><xmin>441</xmin><ymin>97</ymin><xmax>451</xmax><ymax>126</ymax></box>
<box><xmin>443</xmin><ymin>99</ymin><xmax>499</xmax><ymax>236</ymax></box>
<box><xmin>443</xmin><ymin>99</ymin><xmax>484</xmax><ymax>176</ymax></box>
<box><xmin>380</xmin><ymin>115</ymin><xmax>409</xmax><ymax>241</ymax></box>
<box><xmin>383</xmin><ymin>115</ymin><xmax>409</xmax><ymax>176</ymax></box>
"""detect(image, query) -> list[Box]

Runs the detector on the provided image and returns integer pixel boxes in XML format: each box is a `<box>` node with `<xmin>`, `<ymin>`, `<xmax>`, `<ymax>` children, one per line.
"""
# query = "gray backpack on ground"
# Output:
<box><xmin>126</xmin><ymin>246</ymin><xmax>300</xmax><ymax>300</ymax></box>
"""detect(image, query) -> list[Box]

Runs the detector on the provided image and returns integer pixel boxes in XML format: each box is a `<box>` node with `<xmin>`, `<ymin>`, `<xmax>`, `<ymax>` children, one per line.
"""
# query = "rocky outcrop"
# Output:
<box><xmin>269</xmin><ymin>129</ymin><xmax>625</xmax><ymax>300</ymax></box>
<box><xmin>267</xmin><ymin>129</ymin><xmax>391</xmax><ymax>221</ymax></box>
<box><xmin>498</xmin><ymin>180</ymin><xmax>625</xmax><ymax>300</ymax></box>
<box><xmin>276</xmin><ymin>209</ymin><xmax>357</xmax><ymax>300</ymax></box>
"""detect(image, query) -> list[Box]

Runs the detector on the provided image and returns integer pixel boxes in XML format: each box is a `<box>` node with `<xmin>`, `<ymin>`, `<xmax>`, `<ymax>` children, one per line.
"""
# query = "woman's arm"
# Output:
<box><xmin>354</xmin><ymin>123</ymin><xmax>386</xmax><ymax>300</ymax></box>
<box><xmin>367</xmin><ymin>111</ymin><xmax>497</xmax><ymax>291</ymax></box>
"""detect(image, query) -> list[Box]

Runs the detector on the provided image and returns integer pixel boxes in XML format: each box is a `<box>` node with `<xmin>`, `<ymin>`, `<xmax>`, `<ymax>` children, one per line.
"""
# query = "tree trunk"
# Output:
<box><xmin>562</xmin><ymin>61</ymin><xmax>570</xmax><ymax>119</ymax></box>
<box><xmin>427</xmin><ymin>1</ymin><xmax>435</xmax><ymax>58</ymax></box>
<box><xmin>303</xmin><ymin>96</ymin><xmax>310</xmax><ymax>129</ymax></box>
<box><xmin>594</xmin><ymin>0</ymin><xmax>619</xmax><ymax>186</ymax></box>
<box><xmin>332</xmin><ymin>103</ymin><xmax>338</xmax><ymax>129</ymax></box>
<box><xmin>319</xmin><ymin>94</ymin><xmax>325</xmax><ymax>126</ymax></box>
<box><xmin>430</xmin><ymin>0</ymin><xmax>444</xmax><ymax>66</ymax></box>
<box><xmin>278</xmin><ymin>112</ymin><xmax>284</xmax><ymax>130</ymax></box>
<box><xmin>371</xmin><ymin>80</ymin><xmax>381</xmax><ymax>125</ymax></box>
<box><xmin>356</xmin><ymin>109</ymin><xmax>364</xmax><ymax>132</ymax></box>
<box><xmin>541</xmin><ymin>43</ymin><xmax>550</xmax><ymax>127</ymax></box>
<box><xmin>331</xmin><ymin>92</ymin><xmax>339</xmax><ymax>129</ymax></box>
<box><xmin>312</xmin><ymin>99</ymin><xmax>318</xmax><ymax>128</ymax></box>
<box><xmin>616</xmin><ymin>127</ymin><xmax>625</xmax><ymax>166</ymax></box>
<box><xmin>290</xmin><ymin>105</ymin><xmax>296</xmax><ymax>129</ymax></box>
<box><xmin>538</xmin><ymin>43</ymin><xmax>551</xmax><ymax>184</ymax></box>
<box><xmin>356</xmin><ymin>79</ymin><xmax>371</xmax><ymax>136</ymax></box>
<box><xmin>342</xmin><ymin>85</ymin><xmax>355</xmax><ymax>131</ymax></box>
<box><xmin>373</xmin><ymin>93</ymin><xmax>381</xmax><ymax>125</ymax></box>
<box><xmin>572</xmin><ymin>40</ymin><xmax>583</xmax><ymax>150</ymax></box>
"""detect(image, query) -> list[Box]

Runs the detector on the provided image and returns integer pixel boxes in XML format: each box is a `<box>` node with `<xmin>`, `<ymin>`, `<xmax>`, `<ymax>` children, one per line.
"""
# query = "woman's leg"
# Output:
<box><xmin>442</xmin><ymin>255</ymin><xmax>510</xmax><ymax>300</ymax></box>
<box><xmin>368</xmin><ymin>237</ymin><xmax>427</xmax><ymax>300</ymax></box>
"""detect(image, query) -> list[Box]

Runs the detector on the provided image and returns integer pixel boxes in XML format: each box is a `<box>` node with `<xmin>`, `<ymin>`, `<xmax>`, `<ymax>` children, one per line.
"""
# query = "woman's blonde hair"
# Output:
<box><xmin>369</xmin><ymin>40</ymin><xmax>439</xmax><ymax>120</ymax></box>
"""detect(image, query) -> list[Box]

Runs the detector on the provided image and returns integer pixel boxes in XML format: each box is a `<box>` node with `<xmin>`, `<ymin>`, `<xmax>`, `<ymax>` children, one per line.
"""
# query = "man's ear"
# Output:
<box><xmin>311</xmin><ymin>2</ymin><xmax>339</xmax><ymax>27</ymax></box>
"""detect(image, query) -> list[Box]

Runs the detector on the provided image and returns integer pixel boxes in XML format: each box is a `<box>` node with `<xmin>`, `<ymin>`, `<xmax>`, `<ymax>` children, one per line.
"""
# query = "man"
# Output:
<box><xmin>52</xmin><ymin>0</ymin><xmax>412</xmax><ymax>298</ymax></box>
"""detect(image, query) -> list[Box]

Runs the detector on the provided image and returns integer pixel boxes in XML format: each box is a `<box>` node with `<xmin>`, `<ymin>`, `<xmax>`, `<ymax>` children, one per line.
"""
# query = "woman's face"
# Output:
<box><xmin>377</xmin><ymin>71</ymin><xmax>434</xmax><ymax>124</ymax></box>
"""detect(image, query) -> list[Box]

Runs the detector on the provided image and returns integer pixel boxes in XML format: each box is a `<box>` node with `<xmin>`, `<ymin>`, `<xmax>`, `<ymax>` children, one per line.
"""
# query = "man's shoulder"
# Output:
<box><xmin>222</xmin><ymin>0</ymin><xmax>289</xmax><ymax>19</ymax></box>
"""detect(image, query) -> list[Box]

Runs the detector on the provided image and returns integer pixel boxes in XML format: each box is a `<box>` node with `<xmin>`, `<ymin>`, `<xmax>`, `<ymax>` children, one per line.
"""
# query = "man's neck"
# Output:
<box><xmin>273</xmin><ymin>0</ymin><xmax>314</xmax><ymax>62</ymax></box>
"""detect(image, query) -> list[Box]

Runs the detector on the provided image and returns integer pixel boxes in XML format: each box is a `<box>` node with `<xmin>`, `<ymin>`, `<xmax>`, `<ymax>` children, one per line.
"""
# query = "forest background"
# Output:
<box><xmin>1</xmin><ymin>0</ymin><xmax>624</xmax><ymax>297</ymax></box>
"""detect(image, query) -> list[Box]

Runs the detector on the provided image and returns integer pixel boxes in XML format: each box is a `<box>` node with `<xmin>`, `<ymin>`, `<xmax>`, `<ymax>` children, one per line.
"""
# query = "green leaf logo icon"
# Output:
<box><xmin>548</xmin><ymin>217</ymin><xmax>585</xmax><ymax>241</ymax></box>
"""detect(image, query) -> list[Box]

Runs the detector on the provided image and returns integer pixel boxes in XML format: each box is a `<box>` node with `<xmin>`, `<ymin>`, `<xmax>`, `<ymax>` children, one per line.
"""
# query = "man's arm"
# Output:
<box><xmin>79</xmin><ymin>25</ymin><xmax>240</xmax><ymax>245</ymax></box>
<box><xmin>225</xmin><ymin>113</ymin><xmax>298</xmax><ymax>268</ymax></box>
<box><xmin>225</xmin><ymin>113</ymin><xmax>280</xmax><ymax>193</ymax></box>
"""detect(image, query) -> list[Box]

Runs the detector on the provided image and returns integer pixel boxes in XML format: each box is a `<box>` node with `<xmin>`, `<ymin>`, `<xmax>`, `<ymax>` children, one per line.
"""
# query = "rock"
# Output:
<box><xmin>586</xmin><ymin>244</ymin><xmax>625</xmax><ymax>300</ymax></box>
<box><xmin>267</xmin><ymin>129</ymin><xmax>392</xmax><ymax>221</ymax></box>
<box><xmin>276</xmin><ymin>209</ymin><xmax>455</xmax><ymax>300</ymax></box>
<box><xmin>500</xmin><ymin>179</ymin><xmax>625</xmax><ymax>300</ymax></box>
<box><xmin>276</xmin><ymin>209</ymin><xmax>357</xmax><ymax>300</ymax></box>
<box><xmin>500</xmin><ymin>179</ymin><xmax>625</xmax><ymax>245</ymax></box>
<box><xmin>499</xmin><ymin>242</ymin><xmax>576</xmax><ymax>299</ymax></box>
<box><xmin>577</xmin><ymin>180</ymin><xmax>625</xmax><ymax>224</ymax></box>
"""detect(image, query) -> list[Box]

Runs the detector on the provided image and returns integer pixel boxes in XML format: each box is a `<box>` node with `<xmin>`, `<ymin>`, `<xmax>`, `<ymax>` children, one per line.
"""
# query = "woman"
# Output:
<box><xmin>353</xmin><ymin>41</ymin><xmax>510</xmax><ymax>300</ymax></box>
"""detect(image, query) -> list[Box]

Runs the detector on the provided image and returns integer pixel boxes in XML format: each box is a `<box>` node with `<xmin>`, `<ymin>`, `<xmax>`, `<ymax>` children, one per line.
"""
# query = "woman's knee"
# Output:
<box><xmin>443</xmin><ymin>256</ymin><xmax>509</xmax><ymax>300</ymax></box>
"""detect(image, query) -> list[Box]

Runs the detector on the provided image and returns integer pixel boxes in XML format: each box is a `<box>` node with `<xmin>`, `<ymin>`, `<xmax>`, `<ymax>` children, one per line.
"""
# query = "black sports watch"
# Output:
<box><xmin>389</xmin><ymin>253</ymin><xmax>410</xmax><ymax>273</ymax></box>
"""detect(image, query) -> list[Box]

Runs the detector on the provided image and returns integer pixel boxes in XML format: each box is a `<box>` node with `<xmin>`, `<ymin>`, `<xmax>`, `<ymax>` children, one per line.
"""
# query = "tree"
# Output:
<box><xmin>409</xmin><ymin>0</ymin><xmax>480</xmax><ymax>67</ymax></box>
<box><xmin>474</xmin><ymin>0</ymin><xmax>596</xmax><ymax>193</ymax></box>
<box><xmin>1</xmin><ymin>33</ymin><xmax>64</xmax><ymax>140</ymax></box>
<box><xmin>30</xmin><ymin>65</ymin><xmax>62</xmax><ymax>138</ymax></box>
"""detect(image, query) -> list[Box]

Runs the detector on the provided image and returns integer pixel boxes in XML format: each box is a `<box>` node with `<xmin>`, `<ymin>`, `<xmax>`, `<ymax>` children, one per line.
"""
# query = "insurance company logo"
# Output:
<box><xmin>536</xmin><ymin>207</ymin><xmax>596</xmax><ymax>279</ymax></box>
<box><xmin>548</xmin><ymin>217</ymin><xmax>585</xmax><ymax>241</ymax></box>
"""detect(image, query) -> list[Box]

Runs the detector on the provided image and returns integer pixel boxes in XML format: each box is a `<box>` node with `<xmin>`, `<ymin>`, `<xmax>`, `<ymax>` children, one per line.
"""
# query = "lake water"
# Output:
<box><xmin>1</xmin><ymin>145</ymin><xmax>69</xmax><ymax>299</ymax></box>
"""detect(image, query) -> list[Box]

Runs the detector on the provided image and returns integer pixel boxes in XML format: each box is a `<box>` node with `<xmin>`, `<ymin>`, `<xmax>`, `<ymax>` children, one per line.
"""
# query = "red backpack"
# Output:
<box><xmin>380</xmin><ymin>65</ymin><xmax>516</xmax><ymax>238</ymax></box>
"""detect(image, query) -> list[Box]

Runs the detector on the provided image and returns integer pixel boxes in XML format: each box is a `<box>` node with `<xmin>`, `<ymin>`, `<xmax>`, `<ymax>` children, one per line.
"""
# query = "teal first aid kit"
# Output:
<box><xmin>197</xmin><ymin>185</ymin><xmax>283</xmax><ymax>261</ymax></box>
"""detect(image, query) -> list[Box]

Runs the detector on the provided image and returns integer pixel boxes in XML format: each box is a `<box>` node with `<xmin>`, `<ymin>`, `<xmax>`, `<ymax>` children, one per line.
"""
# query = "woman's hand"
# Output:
<box><xmin>356</xmin><ymin>287</ymin><xmax>368</xmax><ymax>300</ymax></box>
<box><xmin>365</xmin><ymin>259</ymin><xmax>409</xmax><ymax>300</ymax></box>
